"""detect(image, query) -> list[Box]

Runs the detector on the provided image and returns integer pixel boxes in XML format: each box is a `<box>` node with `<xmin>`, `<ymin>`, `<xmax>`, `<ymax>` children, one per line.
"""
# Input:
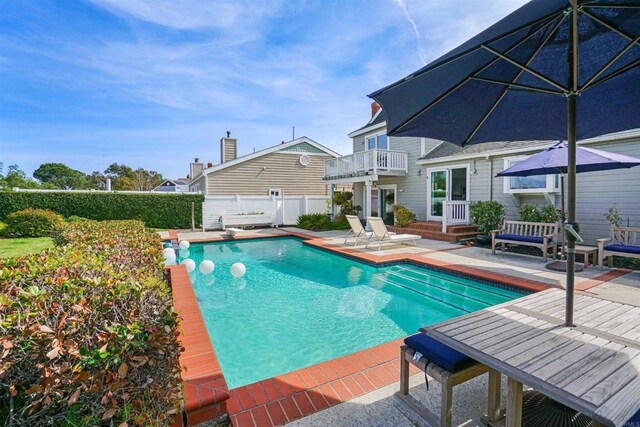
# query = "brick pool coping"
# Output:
<box><xmin>165</xmin><ymin>229</ymin><xmax>627</xmax><ymax>426</ymax></box>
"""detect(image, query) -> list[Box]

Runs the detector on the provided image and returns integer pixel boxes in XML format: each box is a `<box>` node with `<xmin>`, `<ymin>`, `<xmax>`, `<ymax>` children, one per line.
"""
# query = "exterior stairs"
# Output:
<box><xmin>387</xmin><ymin>221</ymin><xmax>479</xmax><ymax>243</ymax></box>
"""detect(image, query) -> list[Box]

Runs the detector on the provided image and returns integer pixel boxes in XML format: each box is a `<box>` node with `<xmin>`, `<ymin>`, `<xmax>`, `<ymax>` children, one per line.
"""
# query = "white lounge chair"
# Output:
<box><xmin>365</xmin><ymin>217</ymin><xmax>420</xmax><ymax>251</ymax></box>
<box><xmin>343</xmin><ymin>215</ymin><xmax>372</xmax><ymax>246</ymax></box>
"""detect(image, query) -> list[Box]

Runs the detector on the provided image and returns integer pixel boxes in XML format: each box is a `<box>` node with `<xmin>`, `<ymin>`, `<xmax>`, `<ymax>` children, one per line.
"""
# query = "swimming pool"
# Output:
<box><xmin>185</xmin><ymin>237</ymin><xmax>527</xmax><ymax>389</ymax></box>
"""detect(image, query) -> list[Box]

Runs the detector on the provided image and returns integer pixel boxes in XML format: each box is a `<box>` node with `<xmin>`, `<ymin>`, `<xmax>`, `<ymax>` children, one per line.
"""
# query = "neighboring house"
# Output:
<box><xmin>189</xmin><ymin>134</ymin><xmax>340</xmax><ymax>197</ymax></box>
<box><xmin>153</xmin><ymin>178</ymin><xmax>191</xmax><ymax>193</ymax></box>
<box><xmin>325</xmin><ymin>102</ymin><xmax>640</xmax><ymax>244</ymax></box>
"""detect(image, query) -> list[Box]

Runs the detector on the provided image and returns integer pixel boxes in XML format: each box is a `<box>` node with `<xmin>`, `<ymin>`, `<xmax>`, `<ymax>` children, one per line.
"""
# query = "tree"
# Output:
<box><xmin>0</xmin><ymin>164</ymin><xmax>40</xmax><ymax>189</ymax></box>
<box><xmin>103</xmin><ymin>163</ymin><xmax>163</xmax><ymax>191</ymax></box>
<box><xmin>33</xmin><ymin>163</ymin><xmax>91</xmax><ymax>189</ymax></box>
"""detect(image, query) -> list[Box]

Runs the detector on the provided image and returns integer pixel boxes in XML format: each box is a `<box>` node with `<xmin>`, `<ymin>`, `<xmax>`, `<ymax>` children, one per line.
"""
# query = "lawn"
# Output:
<box><xmin>0</xmin><ymin>237</ymin><xmax>54</xmax><ymax>258</ymax></box>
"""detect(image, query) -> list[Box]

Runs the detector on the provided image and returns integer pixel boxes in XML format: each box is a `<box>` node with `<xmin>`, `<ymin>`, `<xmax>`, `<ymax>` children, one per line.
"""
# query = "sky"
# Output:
<box><xmin>0</xmin><ymin>0</ymin><xmax>528</xmax><ymax>179</ymax></box>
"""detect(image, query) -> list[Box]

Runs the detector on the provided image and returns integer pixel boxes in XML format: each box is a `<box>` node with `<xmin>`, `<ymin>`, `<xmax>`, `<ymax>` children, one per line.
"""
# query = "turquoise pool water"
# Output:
<box><xmin>185</xmin><ymin>237</ymin><xmax>526</xmax><ymax>389</ymax></box>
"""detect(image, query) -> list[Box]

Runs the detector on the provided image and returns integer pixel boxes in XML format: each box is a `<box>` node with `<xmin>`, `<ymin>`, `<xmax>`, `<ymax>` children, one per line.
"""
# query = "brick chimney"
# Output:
<box><xmin>190</xmin><ymin>157</ymin><xmax>203</xmax><ymax>178</ymax></box>
<box><xmin>220</xmin><ymin>131</ymin><xmax>237</xmax><ymax>163</ymax></box>
<box><xmin>371</xmin><ymin>101</ymin><xmax>381</xmax><ymax>118</ymax></box>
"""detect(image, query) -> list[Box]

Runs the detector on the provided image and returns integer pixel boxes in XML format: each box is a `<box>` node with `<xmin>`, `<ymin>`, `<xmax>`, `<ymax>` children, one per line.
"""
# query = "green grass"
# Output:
<box><xmin>0</xmin><ymin>237</ymin><xmax>54</xmax><ymax>259</ymax></box>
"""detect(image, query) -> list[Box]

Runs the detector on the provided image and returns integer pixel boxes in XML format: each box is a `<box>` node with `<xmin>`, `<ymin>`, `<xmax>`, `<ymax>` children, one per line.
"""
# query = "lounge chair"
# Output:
<box><xmin>365</xmin><ymin>217</ymin><xmax>420</xmax><ymax>251</ymax></box>
<box><xmin>343</xmin><ymin>215</ymin><xmax>372</xmax><ymax>246</ymax></box>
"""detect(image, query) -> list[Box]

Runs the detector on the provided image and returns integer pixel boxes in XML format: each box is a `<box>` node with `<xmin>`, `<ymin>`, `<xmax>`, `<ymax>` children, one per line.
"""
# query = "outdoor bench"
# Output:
<box><xmin>491</xmin><ymin>220</ymin><xmax>558</xmax><ymax>262</ymax></box>
<box><xmin>399</xmin><ymin>333</ymin><xmax>501</xmax><ymax>427</ymax></box>
<box><xmin>219</xmin><ymin>213</ymin><xmax>275</xmax><ymax>230</ymax></box>
<box><xmin>597</xmin><ymin>225</ymin><xmax>640</xmax><ymax>269</ymax></box>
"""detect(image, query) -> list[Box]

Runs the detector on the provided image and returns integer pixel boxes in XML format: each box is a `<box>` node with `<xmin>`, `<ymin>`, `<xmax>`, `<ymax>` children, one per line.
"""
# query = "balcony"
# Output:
<box><xmin>324</xmin><ymin>149</ymin><xmax>408</xmax><ymax>181</ymax></box>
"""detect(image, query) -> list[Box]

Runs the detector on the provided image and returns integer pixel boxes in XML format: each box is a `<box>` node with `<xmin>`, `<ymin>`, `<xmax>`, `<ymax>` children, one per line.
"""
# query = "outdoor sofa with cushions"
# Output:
<box><xmin>597</xmin><ymin>225</ymin><xmax>640</xmax><ymax>269</ymax></box>
<box><xmin>491</xmin><ymin>220</ymin><xmax>558</xmax><ymax>262</ymax></box>
<box><xmin>399</xmin><ymin>333</ymin><xmax>501</xmax><ymax>427</ymax></box>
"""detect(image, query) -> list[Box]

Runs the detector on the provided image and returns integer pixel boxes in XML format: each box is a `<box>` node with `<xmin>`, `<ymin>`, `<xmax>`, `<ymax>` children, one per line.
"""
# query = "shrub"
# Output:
<box><xmin>0</xmin><ymin>191</ymin><xmax>204</xmax><ymax>229</ymax></box>
<box><xmin>0</xmin><ymin>219</ymin><xmax>182</xmax><ymax>426</ymax></box>
<box><xmin>518</xmin><ymin>203</ymin><xmax>542</xmax><ymax>222</ymax></box>
<box><xmin>393</xmin><ymin>204</ymin><xmax>416</xmax><ymax>228</ymax></box>
<box><xmin>470</xmin><ymin>201</ymin><xmax>507</xmax><ymax>234</ymax></box>
<box><xmin>66</xmin><ymin>215</ymin><xmax>88</xmax><ymax>223</ymax></box>
<box><xmin>296</xmin><ymin>213</ymin><xmax>350</xmax><ymax>231</ymax></box>
<box><xmin>605</xmin><ymin>204</ymin><xmax>622</xmax><ymax>227</ymax></box>
<box><xmin>331</xmin><ymin>191</ymin><xmax>361</xmax><ymax>216</ymax></box>
<box><xmin>4</xmin><ymin>208</ymin><xmax>64</xmax><ymax>237</ymax></box>
<box><xmin>518</xmin><ymin>204</ymin><xmax>561</xmax><ymax>223</ymax></box>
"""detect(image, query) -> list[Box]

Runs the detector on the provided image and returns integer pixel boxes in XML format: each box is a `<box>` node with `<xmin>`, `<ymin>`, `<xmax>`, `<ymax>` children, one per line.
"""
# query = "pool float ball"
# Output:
<box><xmin>179</xmin><ymin>240</ymin><xmax>190</xmax><ymax>250</ymax></box>
<box><xmin>179</xmin><ymin>249</ymin><xmax>190</xmax><ymax>259</ymax></box>
<box><xmin>199</xmin><ymin>260</ymin><xmax>215</xmax><ymax>275</ymax></box>
<box><xmin>163</xmin><ymin>247</ymin><xmax>175</xmax><ymax>258</ymax></box>
<box><xmin>164</xmin><ymin>252</ymin><xmax>177</xmax><ymax>265</ymax></box>
<box><xmin>181</xmin><ymin>258</ymin><xmax>196</xmax><ymax>272</ymax></box>
<box><xmin>230</xmin><ymin>262</ymin><xmax>246</xmax><ymax>278</ymax></box>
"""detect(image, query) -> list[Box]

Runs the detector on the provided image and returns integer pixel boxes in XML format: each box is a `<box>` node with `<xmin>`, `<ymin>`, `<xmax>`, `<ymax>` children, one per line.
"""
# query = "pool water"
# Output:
<box><xmin>185</xmin><ymin>237</ymin><xmax>526</xmax><ymax>389</ymax></box>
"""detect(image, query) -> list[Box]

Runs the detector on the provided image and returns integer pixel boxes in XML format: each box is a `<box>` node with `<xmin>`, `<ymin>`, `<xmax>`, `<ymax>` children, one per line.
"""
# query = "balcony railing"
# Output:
<box><xmin>324</xmin><ymin>149</ymin><xmax>408</xmax><ymax>180</ymax></box>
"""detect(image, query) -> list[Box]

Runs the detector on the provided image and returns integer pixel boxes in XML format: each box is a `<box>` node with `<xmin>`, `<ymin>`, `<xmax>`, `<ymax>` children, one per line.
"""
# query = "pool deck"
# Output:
<box><xmin>162</xmin><ymin>227</ymin><xmax>640</xmax><ymax>426</ymax></box>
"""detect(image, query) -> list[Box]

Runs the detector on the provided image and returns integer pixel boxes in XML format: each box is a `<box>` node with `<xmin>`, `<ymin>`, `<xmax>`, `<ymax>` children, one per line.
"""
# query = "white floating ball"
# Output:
<box><xmin>163</xmin><ymin>247</ymin><xmax>175</xmax><ymax>258</ymax></box>
<box><xmin>230</xmin><ymin>262</ymin><xmax>246</xmax><ymax>278</ymax></box>
<box><xmin>181</xmin><ymin>258</ymin><xmax>196</xmax><ymax>272</ymax></box>
<box><xmin>164</xmin><ymin>252</ymin><xmax>176</xmax><ymax>265</ymax></box>
<box><xmin>179</xmin><ymin>240</ymin><xmax>190</xmax><ymax>250</ymax></box>
<box><xmin>199</xmin><ymin>260</ymin><xmax>215</xmax><ymax>275</ymax></box>
<box><xmin>179</xmin><ymin>249</ymin><xmax>190</xmax><ymax>259</ymax></box>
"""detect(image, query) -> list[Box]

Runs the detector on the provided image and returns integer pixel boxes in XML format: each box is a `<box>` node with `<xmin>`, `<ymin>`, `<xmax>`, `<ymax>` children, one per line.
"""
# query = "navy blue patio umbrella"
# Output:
<box><xmin>369</xmin><ymin>0</ymin><xmax>640</xmax><ymax>326</ymax></box>
<box><xmin>497</xmin><ymin>141</ymin><xmax>640</xmax><ymax>260</ymax></box>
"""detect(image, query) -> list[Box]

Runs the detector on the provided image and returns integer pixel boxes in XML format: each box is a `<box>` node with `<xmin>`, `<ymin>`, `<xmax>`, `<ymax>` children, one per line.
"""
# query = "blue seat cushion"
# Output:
<box><xmin>404</xmin><ymin>333</ymin><xmax>476</xmax><ymax>373</ymax></box>
<box><xmin>604</xmin><ymin>244</ymin><xmax>640</xmax><ymax>255</ymax></box>
<box><xmin>495</xmin><ymin>234</ymin><xmax>544</xmax><ymax>244</ymax></box>
<box><xmin>627</xmin><ymin>408</ymin><xmax>640</xmax><ymax>424</ymax></box>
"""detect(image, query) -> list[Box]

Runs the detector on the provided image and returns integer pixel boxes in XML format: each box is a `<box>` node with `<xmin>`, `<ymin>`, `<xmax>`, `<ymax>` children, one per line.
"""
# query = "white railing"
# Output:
<box><xmin>441</xmin><ymin>200</ymin><xmax>471</xmax><ymax>232</ymax></box>
<box><xmin>324</xmin><ymin>149</ymin><xmax>408</xmax><ymax>179</ymax></box>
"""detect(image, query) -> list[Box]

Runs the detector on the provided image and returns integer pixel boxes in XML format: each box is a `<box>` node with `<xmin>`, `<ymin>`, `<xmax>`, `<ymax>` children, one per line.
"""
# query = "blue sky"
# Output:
<box><xmin>0</xmin><ymin>0</ymin><xmax>527</xmax><ymax>179</ymax></box>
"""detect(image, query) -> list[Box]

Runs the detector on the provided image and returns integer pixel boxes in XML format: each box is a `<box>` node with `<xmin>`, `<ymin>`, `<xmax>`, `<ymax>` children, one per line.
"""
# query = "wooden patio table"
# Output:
<box><xmin>422</xmin><ymin>288</ymin><xmax>640</xmax><ymax>427</ymax></box>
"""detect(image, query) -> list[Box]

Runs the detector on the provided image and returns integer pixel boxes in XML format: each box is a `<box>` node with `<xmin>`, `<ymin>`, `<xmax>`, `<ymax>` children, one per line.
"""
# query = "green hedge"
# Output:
<box><xmin>0</xmin><ymin>191</ymin><xmax>204</xmax><ymax>229</ymax></box>
<box><xmin>0</xmin><ymin>220</ymin><xmax>182</xmax><ymax>426</ymax></box>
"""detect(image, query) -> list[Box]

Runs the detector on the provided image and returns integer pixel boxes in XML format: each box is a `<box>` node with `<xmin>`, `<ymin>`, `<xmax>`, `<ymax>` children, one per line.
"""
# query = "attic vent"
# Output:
<box><xmin>299</xmin><ymin>155</ymin><xmax>310</xmax><ymax>166</ymax></box>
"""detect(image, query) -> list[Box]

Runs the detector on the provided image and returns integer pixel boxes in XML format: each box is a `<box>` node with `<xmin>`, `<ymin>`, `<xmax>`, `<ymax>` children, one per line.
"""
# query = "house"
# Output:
<box><xmin>189</xmin><ymin>133</ymin><xmax>340</xmax><ymax>197</ymax></box>
<box><xmin>190</xmin><ymin>133</ymin><xmax>342</xmax><ymax>230</ymax></box>
<box><xmin>324</xmin><ymin>102</ymin><xmax>640</xmax><ymax>244</ymax></box>
<box><xmin>153</xmin><ymin>178</ymin><xmax>191</xmax><ymax>193</ymax></box>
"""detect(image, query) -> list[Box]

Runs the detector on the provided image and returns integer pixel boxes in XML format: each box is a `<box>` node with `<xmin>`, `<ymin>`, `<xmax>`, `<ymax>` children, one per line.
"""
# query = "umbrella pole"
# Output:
<box><xmin>560</xmin><ymin>174</ymin><xmax>566</xmax><ymax>260</ymax></box>
<box><xmin>565</xmin><ymin>0</ymin><xmax>579</xmax><ymax>327</ymax></box>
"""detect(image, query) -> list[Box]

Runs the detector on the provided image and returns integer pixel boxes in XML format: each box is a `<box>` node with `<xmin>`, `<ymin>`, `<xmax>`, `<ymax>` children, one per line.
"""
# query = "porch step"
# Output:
<box><xmin>388</xmin><ymin>223</ymin><xmax>479</xmax><ymax>243</ymax></box>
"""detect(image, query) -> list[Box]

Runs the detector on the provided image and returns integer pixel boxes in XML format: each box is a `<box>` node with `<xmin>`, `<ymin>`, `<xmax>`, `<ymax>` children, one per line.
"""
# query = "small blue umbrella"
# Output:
<box><xmin>497</xmin><ymin>141</ymin><xmax>640</xmax><ymax>261</ymax></box>
<box><xmin>370</xmin><ymin>0</ymin><xmax>640</xmax><ymax>326</ymax></box>
<box><xmin>497</xmin><ymin>141</ymin><xmax>640</xmax><ymax>176</ymax></box>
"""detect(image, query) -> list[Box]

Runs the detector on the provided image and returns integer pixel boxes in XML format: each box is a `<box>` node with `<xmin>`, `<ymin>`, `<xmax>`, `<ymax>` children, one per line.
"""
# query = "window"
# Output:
<box><xmin>503</xmin><ymin>157</ymin><xmax>560</xmax><ymax>194</ymax></box>
<box><xmin>366</xmin><ymin>133</ymin><xmax>388</xmax><ymax>150</ymax></box>
<box><xmin>268</xmin><ymin>189</ymin><xmax>281</xmax><ymax>197</ymax></box>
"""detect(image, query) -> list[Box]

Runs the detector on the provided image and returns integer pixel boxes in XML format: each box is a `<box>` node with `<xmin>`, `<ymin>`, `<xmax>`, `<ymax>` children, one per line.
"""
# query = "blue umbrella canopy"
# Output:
<box><xmin>497</xmin><ymin>141</ymin><xmax>640</xmax><ymax>176</ymax></box>
<box><xmin>369</xmin><ymin>0</ymin><xmax>640</xmax><ymax>327</ymax></box>
<box><xmin>370</xmin><ymin>0</ymin><xmax>640</xmax><ymax>144</ymax></box>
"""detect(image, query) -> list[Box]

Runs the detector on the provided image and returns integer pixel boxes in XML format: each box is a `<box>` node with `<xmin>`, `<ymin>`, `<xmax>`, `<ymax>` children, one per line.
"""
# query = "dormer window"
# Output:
<box><xmin>366</xmin><ymin>133</ymin><xmax>388</xmax><ymax>150</ymax></box>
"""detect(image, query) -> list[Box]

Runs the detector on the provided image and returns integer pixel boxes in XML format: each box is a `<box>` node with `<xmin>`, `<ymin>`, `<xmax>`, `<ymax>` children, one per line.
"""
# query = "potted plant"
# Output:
<box><xmin>469</xmin><ymin>201</ymin><xmax>507</xmax><ymax>246</ymax></box>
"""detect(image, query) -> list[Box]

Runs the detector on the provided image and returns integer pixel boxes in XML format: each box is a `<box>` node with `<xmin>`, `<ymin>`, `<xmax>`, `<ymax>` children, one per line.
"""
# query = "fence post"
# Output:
<box><xmin>201</xmin><ymin>202</ymin><xmax>206</xmax><ymax>232</ymax></box>
<box><xmin>303</xmin><ymin>195</ymin><xmax>308</xmax><ymax>215</ymax></box>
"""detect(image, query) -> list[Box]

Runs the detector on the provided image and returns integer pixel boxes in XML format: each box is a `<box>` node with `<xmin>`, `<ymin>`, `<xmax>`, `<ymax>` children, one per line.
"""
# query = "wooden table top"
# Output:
<box><xmin>424</xmin><ymin>288</ymin><xmax>640</xmax><ymax>427</ymax></box>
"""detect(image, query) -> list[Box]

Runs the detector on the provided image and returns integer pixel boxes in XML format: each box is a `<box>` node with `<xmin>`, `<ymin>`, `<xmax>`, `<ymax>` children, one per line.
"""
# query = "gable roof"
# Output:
<box><xmin>348</xmin><ymin>110</ymin><xmax>387</xmax><ymax>138</ymax></box>
<box><xmin>199</xmin><ymin>136</ymin><xmax>340</xmax><ymax>176</ymax></box>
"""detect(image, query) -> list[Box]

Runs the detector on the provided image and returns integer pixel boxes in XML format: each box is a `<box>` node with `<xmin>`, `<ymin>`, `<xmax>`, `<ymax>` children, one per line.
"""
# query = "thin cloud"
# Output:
<box><xmin>391</xmin><ymin>0</ymin><xmax>427</xmax><ymax>66</ymax></box>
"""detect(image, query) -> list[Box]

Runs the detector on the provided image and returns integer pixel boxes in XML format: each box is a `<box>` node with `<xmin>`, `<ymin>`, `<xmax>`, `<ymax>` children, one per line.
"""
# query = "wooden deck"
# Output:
<box><xmin>424</xmin><ymin>288</ymin><xmax>640</xmax><ymax>427</ymax></box>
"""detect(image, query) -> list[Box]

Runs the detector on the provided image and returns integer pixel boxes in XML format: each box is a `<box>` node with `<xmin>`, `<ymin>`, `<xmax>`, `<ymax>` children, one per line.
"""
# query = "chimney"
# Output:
<box><xmin>220</xmin><ymin>131</ymin><xmax>237</xmax><ymax>163</ymax></box>
<box><xmin>371</xmin><ymin>101</ymin><xmax>381</xmax><ymax>118</ymax></box>
<box><xmin>190</xmin><ymin>157</ymin><xmax>204</xmax><ymax>178</ymax></box>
